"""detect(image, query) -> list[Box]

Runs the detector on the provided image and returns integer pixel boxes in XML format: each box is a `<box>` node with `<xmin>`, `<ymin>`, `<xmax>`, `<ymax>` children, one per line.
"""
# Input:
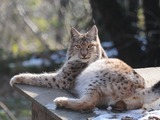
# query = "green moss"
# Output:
<box><xmin>28</xmin><ymin>0</ymin><xmax>42</xmax><ymax>8</ymax></box>
<box><xmin>50</xmin><ymin>16</ymin><xmax>62</xmax><ymax>28</ymax></box>
<box><xmin>20</xmin><ymin>109</ymin><xmax>31</xmax><ymax>116</ymax></box>
<box><xmin>12</xmin><ymin>43</ymin><xmax>19</xmax><ymax>56</ymax></box>
<box><xmin>33</xmin><ymin>17</ymin><xmax>49</xmax><ymax>31</ymax></box>
<box><xmin>0</xmin><ymin>110</ymin><xmax>8</xmax><ymax>120</ymax></box>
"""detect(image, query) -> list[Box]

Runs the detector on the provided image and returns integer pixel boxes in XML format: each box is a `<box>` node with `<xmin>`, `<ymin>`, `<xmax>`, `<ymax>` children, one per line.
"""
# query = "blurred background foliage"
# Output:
<box><xmin>0</xmin><ymin>0</ymin><xmax>160</xmax><ymax>120</ymax></box>
<box><xmin>0</xmin><ymin>0</ymin><xmax>92</xmax><ymax>59</ymax></box>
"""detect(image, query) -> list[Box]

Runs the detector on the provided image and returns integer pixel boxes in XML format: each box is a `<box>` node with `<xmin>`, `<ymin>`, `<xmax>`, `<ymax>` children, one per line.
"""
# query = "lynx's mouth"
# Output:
<box><xmin>80</xmin><ymin>57</ymin><xmax>90</xmax><ymax>63</ymax></box>
<box><xmin>81</xmin><ymin>57</ymin><xmax>90</xmax><ymax>60</ymax></box>
<box><xmin>81</xmin><ymin>57</ymin><xmax>89</xmax><ymax>59</ymax></box>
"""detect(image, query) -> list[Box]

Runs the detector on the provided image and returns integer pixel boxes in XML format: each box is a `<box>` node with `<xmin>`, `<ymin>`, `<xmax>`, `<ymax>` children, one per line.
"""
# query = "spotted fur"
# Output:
<box><xmin>10</xmin><ymin>26</ymin><xmax>160</xmax><ymax>112</ymax></box>
<box><xmin>54</xmin><ymin>58</ymin><xmax>160</xmax><ymax>111</ymax></box>
<box><xmin>10</xmin><ymin>25</ymin><xmax>107</xmax><ymax>90</ymax></box>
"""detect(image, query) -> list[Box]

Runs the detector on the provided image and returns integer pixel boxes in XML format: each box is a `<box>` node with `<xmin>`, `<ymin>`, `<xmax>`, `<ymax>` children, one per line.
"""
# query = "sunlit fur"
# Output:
<box><xmin>54</xmin><ymin>59</ymin><xmax>160</xmax><ymax>111</ymax></box>
<box><xmin>10</xmin><ymin>25</ymin><xmax>107</xmax><ymax>89</ymax></box>
<box><xmin>10</xmin><ymin>25</ymin><xmax>160</xmax><ymax>112</ymax></box>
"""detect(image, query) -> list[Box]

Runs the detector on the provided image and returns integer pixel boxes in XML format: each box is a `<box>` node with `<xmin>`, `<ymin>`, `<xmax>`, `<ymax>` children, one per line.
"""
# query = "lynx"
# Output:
<box><xmin>10</xmin><ymin>26</ymin><xmax>160</xmax><ymax>112</ymax></box>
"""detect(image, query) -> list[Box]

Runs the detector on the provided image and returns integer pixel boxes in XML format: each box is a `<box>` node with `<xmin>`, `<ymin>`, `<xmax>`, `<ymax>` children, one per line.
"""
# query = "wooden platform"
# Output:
<box><xmin>12</xmin><ymin>67</ymin><xmax>160</xmax><ymax>120</ymax></box>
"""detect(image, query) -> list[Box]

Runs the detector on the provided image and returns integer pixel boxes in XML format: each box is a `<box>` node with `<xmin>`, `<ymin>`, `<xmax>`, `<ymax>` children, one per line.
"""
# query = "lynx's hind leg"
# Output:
<box><xmin>54</xmin><ymin>92</ymin><xmax>99</xmax><ymax>111</ymax></box>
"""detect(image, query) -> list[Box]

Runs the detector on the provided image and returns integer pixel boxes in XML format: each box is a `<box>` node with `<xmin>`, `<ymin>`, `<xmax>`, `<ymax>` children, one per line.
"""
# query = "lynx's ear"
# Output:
<box><xmin>86</xmin><ymin>25</ymin><xmax>98</xmax><ymax>37</ymax></box>
<box><xmin>70</xmin><ymin>27</ymin><xmax>80</xmax><ymax>38</ymax></box>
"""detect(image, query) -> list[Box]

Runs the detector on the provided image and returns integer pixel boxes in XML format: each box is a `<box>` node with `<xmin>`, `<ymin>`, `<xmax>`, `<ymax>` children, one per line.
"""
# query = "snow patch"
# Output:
<box><xmin>92</xmin><ymin>108</ymin><xmax>160</xmax><ymax>120</ymax></box>
<box><xmin>45</xmin><ymin>103</ymin><xmax>57</xmax><ymax>110</ymax></box>
<box><xmin>22</xmin><ymin>57</ymin><xmax>50</xmax><ymax>67</ymax></box>
<box><xmin>50</xmin><ymin>50</ymin><xmax>66</xmax><ymax>63</ymax></box>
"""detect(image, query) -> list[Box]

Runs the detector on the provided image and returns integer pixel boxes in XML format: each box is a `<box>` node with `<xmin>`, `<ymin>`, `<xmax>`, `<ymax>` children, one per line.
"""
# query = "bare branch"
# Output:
<box><xmin>0</xmin><ymin>101</ymin><xmax>17</xmax><ymax>120</ymax></box>
<box><xmin>12</xmin><ymin>0</ymin><xmax>50</xmax><ymax>51</ymax></box>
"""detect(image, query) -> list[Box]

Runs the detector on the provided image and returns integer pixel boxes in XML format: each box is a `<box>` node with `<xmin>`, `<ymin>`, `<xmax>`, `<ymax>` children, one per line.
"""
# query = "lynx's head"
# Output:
<box><xmin>67</xmin><ymin>25</ymin><xmax>102</xmax><ymax>63</ymax></box>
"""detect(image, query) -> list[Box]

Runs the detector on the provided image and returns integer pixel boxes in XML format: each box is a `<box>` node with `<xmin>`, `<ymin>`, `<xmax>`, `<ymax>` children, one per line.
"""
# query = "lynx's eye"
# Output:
<box><xmin>88</xmin><ymin>44</ymin><xmax>95</xmax><ymax>49</ymax></box>
<box><xmin>74</xmin><ymin>45</ymin><xmax>81</xmax><ymax>49</ymax></box>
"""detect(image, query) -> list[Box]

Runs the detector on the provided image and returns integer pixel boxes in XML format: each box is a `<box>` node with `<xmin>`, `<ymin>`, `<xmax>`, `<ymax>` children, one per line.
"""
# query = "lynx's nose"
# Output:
<box><xmin>81</xmin><ymin>54</ymin><xmax>87</xmax><ymax>59</ymax></box>
<box><xmin>80</xmin><ymin>49</ymin><xmax>88</xmax><ymax>59</ymax></box>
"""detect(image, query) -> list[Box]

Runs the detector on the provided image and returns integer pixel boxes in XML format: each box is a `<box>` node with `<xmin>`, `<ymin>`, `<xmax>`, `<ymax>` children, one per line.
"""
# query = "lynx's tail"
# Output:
<box><xmin>141</xmin><ymin>80</ymin><xmax>160</xmax><ymax>104</ymax></box>
<box><xmin>124</xmin><ymin>80</ymin><xmax>160</xmax><ymax>110</ymax></box>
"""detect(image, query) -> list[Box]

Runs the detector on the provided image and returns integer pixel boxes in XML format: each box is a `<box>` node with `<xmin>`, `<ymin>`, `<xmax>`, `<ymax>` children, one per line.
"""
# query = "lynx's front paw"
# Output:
<box><xmin>10</xmin><ymin>75</ymin><xmax>24</xmax><ymax>86</ymax></box>
<box><xmin>54</xmin><ymin>97</ymin><xmax>68</xmax><ymax>108</ymax></box>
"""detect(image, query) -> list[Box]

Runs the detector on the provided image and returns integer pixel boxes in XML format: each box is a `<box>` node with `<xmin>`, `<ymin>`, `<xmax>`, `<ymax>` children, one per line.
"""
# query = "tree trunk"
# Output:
<box><xmin>90</xmin><ymin>0</ymin><xmax>145</xmax><ymax>67</ymax></box>
<box><xmin>143</xmin><ymin>0</ymin><xmax>160</xmax><ymax>66</ymax></box>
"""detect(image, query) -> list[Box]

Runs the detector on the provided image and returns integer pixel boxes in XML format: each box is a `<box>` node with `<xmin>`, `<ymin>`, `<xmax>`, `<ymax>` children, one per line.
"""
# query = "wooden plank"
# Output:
<box><xmin>13</xmin><ymin>84</ymin><xmax>95</xmax><ymax>120</ymax></box>
<box><xmin>32</xmin><ymin>103</ymin><xmax>55</xmax><ymax>120</ymax></box>
<box><xmin>12</xmin><ymin>67</ymin><xmax>160</xmax><ymax>119</ymax></box>
<box><xmin>135</xmin><ymin>67</ymin><xmax>160</xmax><ymax>87</ymax></box>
